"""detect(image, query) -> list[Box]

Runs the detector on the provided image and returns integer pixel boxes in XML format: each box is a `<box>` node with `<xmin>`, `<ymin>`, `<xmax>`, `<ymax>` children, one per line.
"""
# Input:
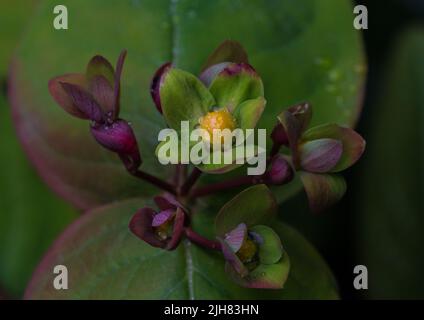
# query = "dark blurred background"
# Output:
<box><xmin>286</xmin><ymin>0</ymin><xmax>424</xmax><ymax>299</ymax></box>
<box><xmin>1</xmin><ymin>0</ymin><xmax>424</xmax><ymax>299</ymax></box>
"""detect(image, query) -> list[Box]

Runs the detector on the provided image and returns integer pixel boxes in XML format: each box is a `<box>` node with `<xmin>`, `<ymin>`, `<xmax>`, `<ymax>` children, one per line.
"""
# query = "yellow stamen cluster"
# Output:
<box><xmin>236</xmin><ymin>238</ymin><xmax>258</xmax><ymax>263</ymax></box>
<box><xmin>155</xmin><ymin>220</ymin><xmax>173</xmax><ymax>240</ymax></box>
<box><xmin>199</xmin><ymin>109</ymin><xmax>237</xmax><ymax>145</ymax></box>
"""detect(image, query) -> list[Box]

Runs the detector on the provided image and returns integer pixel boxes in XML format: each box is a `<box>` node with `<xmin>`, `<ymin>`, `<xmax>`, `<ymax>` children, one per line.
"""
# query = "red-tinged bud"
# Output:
<box><xmin>129</xmin><ymin>194</ymin><xmax>186</xmax><ymax>250</ymax></box>
<box><xmin>270</xmin><ymin>122</ymin><xmax>289</xmax><ymax>147</ymax></box>
<box><xmin>265</xmin><ymin>154</ymin><xmax>294</xmax><ymax>185</ymax></box>
<box><xmin>150</xmin><ymin>62</ymin><xmax>172</xmax><ymax>114</ymax></box>
<box><xmin>90</xmin><ymin>119</ymin><xmax>141</xmax><ymax>170</ymax></box>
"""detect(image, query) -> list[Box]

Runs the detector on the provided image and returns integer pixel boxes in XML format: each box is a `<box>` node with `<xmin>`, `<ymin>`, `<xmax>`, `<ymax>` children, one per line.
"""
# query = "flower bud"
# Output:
<box><xmin>90</xmin><ymin>119</ymin><xmax>141</xmax><ymax>170</ymax></box>
<box><xmin>265</xmin><ymin>154</ymin><xmax>293</xmax><ymax>185</ymax></box>
<box><xmin>270</xmin><ymin>122</ymin><xmax>289</xmax><ymax>147</ymax></box>
<box><xmin>218</xmin><ymin>223</ymin><xmax>288</xmax><ymax>289</ymax></box>
<box><xmin>129</xmin><ymin>194</ymin><xmax>186</xmax><ymax>250</ymax></box>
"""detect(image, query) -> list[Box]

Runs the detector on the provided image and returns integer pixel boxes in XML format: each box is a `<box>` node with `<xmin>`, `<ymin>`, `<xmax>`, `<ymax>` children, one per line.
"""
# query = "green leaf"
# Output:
<box><xmin>215</xmin><ymin>185</ymin><xmax>277</xmax><ymax>236</ymax></box>
<box><xmin>0</xmin><ymin>0</ymin><xmax>35</xmax><ymax>76</ymax></box>
<box><xmin>25</xmin><ymin>199</ymin><xmax>338</xmax><ymax>299</ymax></box>
<box><xmin>10</xmin><ymin>0</ymin><xmax>365</xmax><ymax>208</ymax></box>
<box><xmin>0</xmin><ymin>96</ymin><xmax>77</xmax><ymax>297</ymax></box>
<box><xmin>160</xmin><ymin>68</ymin><xmax>215</xmax><ymax>131</ymax></box>
<box><xmin>302</xmin><ymin>123</ymin><xmax>365</xmax><ymax>172</ymax></box>
<box><xmin>355</xmin><ymin>27</ymin><xmax>424</xmax><ymax>299</ymax></box>
<box><xmin>299</xmin><ymin>172</ymin><xmax>346</xmax><ymax>214</ymax></box>
<box><xmin>233</xmin><ymin>97</ymin><xmax>266</xmax><ymax>130</ymax></box>
<box><xmin>250</xmin><ymin>225</ymin><xmax>283</xmax><ymax>265</ymax></box>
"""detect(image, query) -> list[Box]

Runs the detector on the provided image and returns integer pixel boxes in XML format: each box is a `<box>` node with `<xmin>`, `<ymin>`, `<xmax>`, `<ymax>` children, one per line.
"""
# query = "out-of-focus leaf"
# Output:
<box><xmin>355</xmin><ymin>27</ymin><xmax>424</xmax><ymax>299</ymax></box>
<box><xmin>25</xmin><ymin>199</ymin><xmax>338</xmax><ymax>299</ymax></box>
<box><xmin>0</xmin><ymin>0</ymin><xmax>35</xmax><ymax>76</ymax></box>
<box><xmin>10</xmin><ymin>0</ymin><xmax>365</xmax><ymax>209</ymax></box>
<box><xmin>0</xmin><ymin>96</ymin><xmax>77</xmax><ymax>297</ymax></box>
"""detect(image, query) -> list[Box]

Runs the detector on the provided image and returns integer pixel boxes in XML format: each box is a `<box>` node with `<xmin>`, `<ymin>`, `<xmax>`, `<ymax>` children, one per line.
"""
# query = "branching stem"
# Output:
<box><xmin>185</xmin><ymin>227</ymin><xmax>221</xmax><ymax>251</ymax></box>
<box><xmin>181</xmin><ymin>167</ymin><xmax>202</xmax><ymax>196</ymax></box>
<box><xmin>190</xmin><ymin>175</ymin><xmax>262</xmax><ymax>198</ymax></box>
<box><xmin>132</xmin><ymin>169</ymin><xmax>177</xmax><ymax>195</ymax></box>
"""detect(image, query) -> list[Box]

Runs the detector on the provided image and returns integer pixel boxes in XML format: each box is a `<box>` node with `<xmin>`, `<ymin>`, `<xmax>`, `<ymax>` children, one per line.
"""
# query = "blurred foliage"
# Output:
<box><xmin>0</xmin><ymin>95</ymin><xmax>77</xmax><ymax>298</ymax></box>
<box><xmin>25</xmin><ymin>199</ymin><xmax>337</xmax><ymax>299</ymax></box>
<box><xmin>11</xmin><ymin>0</ymin><xmax>365</xmax><ymax>299</ymax></box>
<box><xmin>0</xmin><ymin>0</ymin><xmax>78</xmax><ymax>298</ymax></box>
<box><xmin>355</xmin><ymin>27</ymin><xmax>424</xmax><ymax>299</ymax></box>
<box><xmin>3</xmin><ymin>0</ymin><xmax>423</xmax><ymax>300</ymax></box>
<box><xmin>0</xmin><ymin>0</ymin><xmax>35</xmax><ymax>76</ymax></box>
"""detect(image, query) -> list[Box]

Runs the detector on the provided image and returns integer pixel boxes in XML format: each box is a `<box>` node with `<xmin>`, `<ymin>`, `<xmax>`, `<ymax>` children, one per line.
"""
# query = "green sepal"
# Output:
<box><xmin>160</xmin><ymin>68</ymin><xmax>216</xmax><ymax>131</ymax></box>
<box><xmin>209</xmin><ymin>63</ymin><xmax>264</xmax><ymax>112</ymax></box>
<box><xmin>250</xmin><ymin>225</ymin><xmax>283</xmax><ymax>265</ymax></box>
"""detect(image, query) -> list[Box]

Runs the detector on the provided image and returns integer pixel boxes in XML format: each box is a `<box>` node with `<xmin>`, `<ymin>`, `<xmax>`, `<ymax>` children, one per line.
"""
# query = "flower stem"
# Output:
<box><xmin>131</xmin><ymin>169</ymin><xmax>176</xmax><ymax>195</ymax></box>
<box><xmin>119</xmin><ymin>154</ymin><xmax>176</xmax><ymax>195</ymax></box>
<box><xmin>190</xmin><ymin>175</ymin><xmax>261</xmax><ymax>198</ymax></box>
<box><xmin>185</xmin><ymin>228</ymin><xmax>221</xmax><ymax>251</ymax></box>
<box><xmin>180</xmin><ymin>167</ymin><xmax>202</xmax><ymax>196</ymax></box>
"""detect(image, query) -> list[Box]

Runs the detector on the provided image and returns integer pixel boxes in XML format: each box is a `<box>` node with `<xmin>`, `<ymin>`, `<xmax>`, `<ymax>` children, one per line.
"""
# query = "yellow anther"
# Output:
<box><xmin>199</xmin><ymin>108</ymin><xmax>236</xmax><ymax>144</ymax></box>
<box><xmin>236</xmin><ymin>238</ymin><xmax>258</xmax><ymax>263</ymax></box>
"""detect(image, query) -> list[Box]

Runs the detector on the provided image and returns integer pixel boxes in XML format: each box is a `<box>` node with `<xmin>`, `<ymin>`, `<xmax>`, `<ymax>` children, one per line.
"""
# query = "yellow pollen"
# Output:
<box><xmin>236</xmin><ymin>238</ymin><xmax>258</xmax><ymax>263</ymax></box>
<box><xmin>154</xmin><ymin>220</ymin><xmax>173</xmax><ymax>240</ymax></box>
<box><xmin>199</xmin><ymin>109</ymin><xmax>236</xmax><ymax>144</ymax></box>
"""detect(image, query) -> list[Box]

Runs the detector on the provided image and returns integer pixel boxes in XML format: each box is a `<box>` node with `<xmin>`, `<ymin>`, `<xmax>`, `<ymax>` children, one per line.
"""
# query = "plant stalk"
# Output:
<box><xmin>190</xmin><ymin>175</ymin><xmax>260</xmax><ymax>198</ymax></box>
<box><xmin>132</xmin><ymin>169</ymin><xmax>176</xmax><ymax>195</ymax></box>
<box><xmin>181</xmin><ymin>167</ymin><xmax>202</xmax><ymax>196</ymax></box>
<box><xmin>185</xmin><ymin>228</ymin><xmax>221</xmax><ymax>251</ymax></box>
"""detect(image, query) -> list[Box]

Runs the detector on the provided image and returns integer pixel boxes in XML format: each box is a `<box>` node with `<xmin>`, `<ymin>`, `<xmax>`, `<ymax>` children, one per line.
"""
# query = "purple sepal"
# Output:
<box><xmin>219</xmin><ymin>62</ymin><xmax>258</xmax><ymax>77</ymax></box>
<box><xmin>166</xmin><ymin>208</ymin><xmax>185</xmax><ymax>250</ymax></box>
<box><xmin>152</xmin><ymin>209</ymin><xmax>174</xmax><ymax>227</ymax></box>
<box><xmin>113</xmin><ymin>50</ymin><xmax>127</xmax><ymax>118</ymax></box>
<box><xmin>224</xmin><ymin>223</ymin><xmax>247</xmax><ymax>253</ymax></box>
<box><xmin>300</xmin><ymin>138</ymin><xmax>343</xmax><ymax>173</ymax></box>
<box><xmin>287</xmin><ymin>102</ymin><xmax>312</xmax><ymax>134</ymax></box>
<box><xmin>89</xmin><ymin>75</ymin><xmax>115</xmax><ymax>115</ymax></box>
<box><xmin>219</xmin><ymin>237</ymin><xmax>249</xmax><ymax>277</ymax></box>
<box><xmin>150</xmin><ymin>62</ymin><xmax>172</xmax><ymax>114</ymax></box>
<box><xmin>59</xmin><ymin>82</ymin><xmax>104</xmax><ymax>123</ymax></box>
<box><xmin>199</xmin><ymin>62</ymin><xmax>230</xmax><ymax>87</ymax></box>
<box><xmin>249</xmin><ymin>231</ymin><xmax>263</xmax><ymax>245</ymax></box>
<box><xmin>154</xmin><ymin>193</ymin><xmax>185</xmax><ymax>212</ymax></box>
<box><xmin>270</xmin><ymin>122</ymin><xmax>289</xmax><ymax>147</ymax></box>
<box><xmin>129</xmin><ymin>207</ymin><xmax>165</xmax><ymax>249</ymax></box>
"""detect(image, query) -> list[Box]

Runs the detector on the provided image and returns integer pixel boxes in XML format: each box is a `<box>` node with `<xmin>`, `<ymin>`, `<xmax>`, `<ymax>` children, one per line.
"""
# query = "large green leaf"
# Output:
<box><xmin>25</xmin><ymin>199</ymin><xmax>338</xmax><ymax>299</ymax></box>
<box><xmin>0</xmin><ymin>95</ymin><xmax>77</xmax><ymax>298</ymax></box>
<box><xmin>355</xmin><ymin>27</ymin><xmax>424</xmax><ymax>299</ymax></box>
<box><xmin>10</xmin><ymin>0</ymin><xmax>365</xmax><ymax>209</ymax></box>
<box><xmin>0</xmin><ymin>0</ymin><xmax>35</xmax><ymax>76</ymax></box>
